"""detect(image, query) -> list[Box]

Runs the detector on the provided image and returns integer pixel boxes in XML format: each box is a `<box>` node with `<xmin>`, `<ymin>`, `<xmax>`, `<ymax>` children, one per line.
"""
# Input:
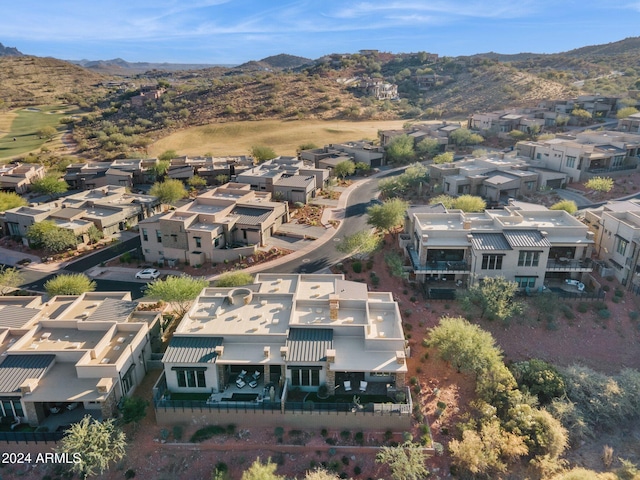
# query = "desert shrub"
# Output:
<box><xmin>612</xmin><ymin>296</ymin><xmax>621</xmax><ymax>304</ymax></box>
<box><xmin>172</xmin><ymin>425</ymin><xmax>183</xmax><ymax>441</ymax></box>
<box><xmin>321</xmin><ymin>428</ymin><xmax>328</xmax><ymax>437</ymax></box>
<box><xmin>352</xmin><ymin>261</ymin><xmax>362</xmax><ymax>273</ymax></box>
<box><xmin>340</xmin><ymin>430</ymin><xmax>351</xmax><ymax>440</ymax></box>
<box><xmin>341</xmin><ymin>455</ymin><xmax>350</xmax><ymax>465</ymax></box>
<box><xmin>355</xmin><ymin>431</ymin><xmax>364</xmax><ymax>445</ymax></box>
<box><xmin>598</xmin><ymin>309</ymin><xmax>611</xmax><ymax>319</ymax></box>
<box><xmin>614</xmin><ymin>289</ymin><xmax>624</xmax><ymax>298</ymax></box>
<box><xmin>190</xmin><ymin>425</ymin><xmax>227</xmax><ymax>442</ymax></box>
<box><xmin>602</xmin><ymin>285</ymin><xmax>610</xmax><ymax>292</ymax></box>
<box><xmin>592</xmin><ymin>301</ymin><xmax>607</xmax><ymax>311</ymax></box>
<box><xmin>325</xmin><ymin>437</ymin><xmax>336</xmax><ymax>445</ymax></box>
<box><xmin>562</xmin><ymin>307</ymin><xmax>575</xmax><ymax>320</ymax></box>
<box><xmin>410</xmin><ymin>376</ymin><xmax>418</xmax><ymax>385</ymax></box>
<box><xmin>577</xmin><ymin>302</ymin><xmax>589</xmax><ymax>313</ymax></box>
<box><xmin>629</xmin><ymin>311</ymin><xmax>640</xmax><ymax>321</ymax></box>
<box><xmin>274</xmin><ymin>426</ymin><xmax>284</xmax><ymax>439</ymax></box>
<box><xmin>511</xmin><ymin>359</ymin><xmax>566</xmax><ymax>404</ymax></box>
<box><xmin>353</xmin><ymin>465</ymin><xmax>362</xmax><ymax>475</ymax></box>
<box><xmin>125</xmin><ymin>469</ymin><xmax>136</xmax><ymax>479</ymax></box>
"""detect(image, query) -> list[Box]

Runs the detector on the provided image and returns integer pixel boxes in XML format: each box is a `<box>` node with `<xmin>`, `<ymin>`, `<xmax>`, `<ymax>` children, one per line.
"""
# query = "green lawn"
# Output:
<box><xmin>0</xmin><ymin>105</ymin><xmax>77</xmax><ymax>160</ymax></box>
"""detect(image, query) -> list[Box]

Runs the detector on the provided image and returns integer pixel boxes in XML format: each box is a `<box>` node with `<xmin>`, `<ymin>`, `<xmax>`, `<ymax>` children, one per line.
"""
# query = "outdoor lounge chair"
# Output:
<box><xmin>359</xmin><ymin>381</ymin><xmax>368</xmax><ymax>392</ymax></box>
<box><xmin>344</xmin><ymin>381</ymin><xmax>352</xmax><ymax>392</ymax></box>
<box><xmin>236</xmin><ymin>378</ymin><xmax>247</xmax><ymax>389</ymax></box>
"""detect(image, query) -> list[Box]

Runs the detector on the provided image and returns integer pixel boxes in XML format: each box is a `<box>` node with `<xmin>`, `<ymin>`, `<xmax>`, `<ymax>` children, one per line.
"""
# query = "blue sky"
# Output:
<box><xmin>1</xmin><ymin>1</ymin><xmax>639</xmax><ymax>64</ymax></box>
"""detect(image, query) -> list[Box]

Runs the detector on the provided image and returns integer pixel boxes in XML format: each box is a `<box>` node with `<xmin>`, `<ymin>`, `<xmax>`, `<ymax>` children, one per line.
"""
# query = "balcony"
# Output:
<box><xmin>546</xmin><ymin>258</ymin><xmax>593</xmax><ymax>272</ymax></box>
<box><xmin>406</xmin><ymin>246</ymin><xmax>470</xmax><ymax>274</ymax></box>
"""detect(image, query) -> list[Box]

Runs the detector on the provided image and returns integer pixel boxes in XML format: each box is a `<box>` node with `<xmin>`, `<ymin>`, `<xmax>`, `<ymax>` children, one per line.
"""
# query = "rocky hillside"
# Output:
<box><xmin>0</xmin><ymin>42</ymin><xmax>23</xmax><ymax>56</ymax></box>
<box><xmin>0</xmin><ymin>56</ymin><xmax>107</xmax><ymax>108</ymax></box>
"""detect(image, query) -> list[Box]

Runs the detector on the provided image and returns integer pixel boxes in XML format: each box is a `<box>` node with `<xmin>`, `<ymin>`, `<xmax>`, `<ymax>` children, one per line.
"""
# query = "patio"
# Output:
<box><xmin>39</xmin><ymin>407</ymin><xmax>101</xmax><ymax>432</ymax></box>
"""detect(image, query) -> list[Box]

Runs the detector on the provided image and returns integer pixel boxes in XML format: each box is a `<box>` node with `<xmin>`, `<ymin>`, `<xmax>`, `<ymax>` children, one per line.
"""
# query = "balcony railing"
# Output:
<box><xmin>546</xmin><ymin>259</ymin><xmax>594</xmax><ymax>272</ymax></box>
<box><xmin>587</xmin><ymin>163</ymin><xmax>638</xmax><ymax>174</ymax></box>
<box><xmin>406</xmin><ymin>246</ymin><xmax>469</xmax><ymax>273</ymax></box>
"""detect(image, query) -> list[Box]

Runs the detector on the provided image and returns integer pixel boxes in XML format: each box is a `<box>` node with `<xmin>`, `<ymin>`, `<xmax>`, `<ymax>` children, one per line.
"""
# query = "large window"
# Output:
<box><xmin>142</xmin><ymin>228</ymin><xmax>148</xmax><ymax>241</ymax></box>
<box><xmin>175</xmin><ymin>368</ymin><xmax>206</xmax><ymax>388</ymax></box>
<box><xmin>566</xmin><ymin>156</ymin><xmax>576</xmax><ymax>168</ymax></box>
<box><xmin>156</xmin><ymin>230</ymin><xmax>162</xmax><ymax>243</ymax></box>
<box><xmin>194</xmin><ymin>237</ymin><xmax>202</xmax><ymax>248</ymax></box>
<box><xmin>0</xmin><ymin>398</ymin><xmax>23</xmax><ymax>418</ymax></box>
<box><xmin>121</xmin><ymin>364</ymin><xmax>136</xmax><ymax>395</ymax></box>
<box><xmin>515</xmin><ymin>276</ymin><xmax>536</xmax><ymax>288</ymax></box>
<box><xmin>481</xmin><ymin>254</ymin><xmax>503</xmax><ymax>270</ymax></box>
<box><xmin>617</xmin><ymin>237</ymin><xmax>629</xmax><ymax>256</ymax></box>
<box><xmin>518</xmin><ymin>251</ymin><xmax>540</xmax><ymax>267</ymax></box>
<box><xmin>290</xmin><ymin>367</ymin><xmax>320</xmax><ymax>387</ymax></box>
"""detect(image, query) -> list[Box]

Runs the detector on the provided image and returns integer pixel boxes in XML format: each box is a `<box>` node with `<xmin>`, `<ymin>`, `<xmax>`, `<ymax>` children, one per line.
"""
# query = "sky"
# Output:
<box><xmin>1</xmin><ymin>0</ymin><xmax>639</xmax><ymax>65</ymax></box>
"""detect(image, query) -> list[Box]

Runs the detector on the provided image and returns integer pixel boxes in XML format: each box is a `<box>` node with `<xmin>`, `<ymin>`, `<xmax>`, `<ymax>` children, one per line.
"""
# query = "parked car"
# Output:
<box><xmin>135</xmin><ymin>268</ymin><xmax>160</xmax><ymax>280</ymax></box>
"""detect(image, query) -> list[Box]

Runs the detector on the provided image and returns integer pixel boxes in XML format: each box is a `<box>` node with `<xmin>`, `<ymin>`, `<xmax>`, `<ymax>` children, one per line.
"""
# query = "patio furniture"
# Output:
<box><xmin>236</xmin><ymin>378</ymin><xmax>247</xmax><ymax>389</ymax></box>
<box><xmin>252</xmin><ymin>370</ymin><xmax>261</xmax><ymax>380</ymax></box>
<box><xmin>359</xmin><ymin>381</ymin><xmax>368</xmax><ymax>392</ymax></box>
<box><xmin>49</xmin><ymin>407</ymin><xmax>61</xmax><ymax>414</ymax></box>
<box><xmin>344</xmin><ymin>381</ymin><xmax>352</xmax><ymax>392</ymax></box>
<box><xmin>67</xmin><ymin>402</ymin><xmax>79</xmax><ymax>411</ymax></box>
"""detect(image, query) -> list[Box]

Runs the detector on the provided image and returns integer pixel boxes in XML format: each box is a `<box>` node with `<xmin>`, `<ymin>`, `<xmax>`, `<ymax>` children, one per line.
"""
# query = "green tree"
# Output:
<box><xmin>460</xmin><ymin>276</ymin><xmax>524</xmax><ymax>322</ymax></box>
<box><xmin>511</xmin><ymin>359</ymin><xmax>566</xmax><ymax>404</ymax></box>
<box><xmin>298</xmin><ymin>142</ymin><xmax>318</xmax><ymax>151</ymax></box>
<box><xmin>241</xmin><ymin>458</ymin><xmax>284</xmax><ymax>480</ymax></box>
<box><xmin>584</xmin><ymin>176</ymin><xmax>614</xmax><ymax>192</ymax></box>
<box><xmin>615</xmin><ymin>107</ymin><xmax>637</xmax><ymax>119</ymax></box>
<box><xmin>449</xmin><ymin>128</ymin><xmax>484</xmax><ymax>147</ymax></box>
<box><xmin>385</xmin><ymin>134</ymin><xmax>415</xmax><ymax>165</ymax></box>
<box><xmin>150</xmin><ymin>160</ymin><xmax>170</xmax><ymax>179</ymax></box>
<box><xmin>0</xmin><ymin>266</ymin><xmax>23</xmax><ymax>295</ymax></box>
<box><xmin>87</xmin><ymin>225</ymin><xmax>104</xmax><ymax>245</ymax></box>
<box><xmin>334</xmin><ymin>160</ymin><xmax>355</xmax><ymax>179</ymax></box>
<box><xmin>428</xmin><ymin>316</ymin><xmax>504</xmax><ymax>375</ymax></box>
<box><xmin>145</xmin><ymin>275</ymin><xmax>208</xmax><ymax>317</ymax></box>
<box><xmin>449</xmin><ymin>420</ymin><xmax>528</xmax><ymax>476</ymax></box>
<box><xmin>453</xmin><ymin>195</ymin><xmax>486</xmax><ymax>212</ymax></box>
<box><xmin>367</xmin><ymin>198</ymin><xmax>408</xmax><ymax>237</ymax></box>
<box><xmin>304</xmin><ymin>469</ymin><xmax>340</xmax><ymax>480</ymax></box>
<box><xmin>378</xmin><ymin>177</ymin><xmax>404</xmax><ymax>198</ymax></box>
<box><xmin>375</xmin><ymin>441</ymin><xmax>430</xmax><ymax>480</ymax></box>
<box><xmin>215</xmin><ymin>174</ymin><xmax>229</xmax><ymax>185</ymax></box>
<box><xmin>549</xmin><ymin>200</ymin><xmax>578</xmax><ymax>214</ymax></box>
<box><xmin>433</xmin><ymin>152</ymin><xmax>454</xmax><ymax>164</ymax></box>
<box><xmin>336</xmin><ymin>230</ymin><xmax>382</xmax><ymax>259</ymax></box>
<box><xmin>121</xmin><ymin>396</ymin><xmax>149</xmax><ymax>425</ymax></box>
<box><xmin>505</xmin><ymin>404</ymin><xmax>568</xmax><ymax>459</ymax></box>
<box><xmin>429</xmin><ymin>194</ymin><xmax>456</xmax><ymax>209</ymax></box>
<box><xmin>150</xmin><ymin>179</ymin><xmax>188</xmax><ymax>204</ymax></box>
<box><xmin>30</xmin><ymin>175</ymin><xmax>68</xmax><ymax>199</ymax></box>
<box><xmin>508</xmin><ymin>130</ymin><xmax>527</xmax><ymax>140</ymax></box>
<box><xmin>57</xmin><ymin>415</ymin><xmax>126</xmax><ymax>478</ymax></box>
<box><xmin>0</xmin><ymin>191</ymin><xmax>27</xmax><ymax>212</ymax></box>
<box><xmin>158</xmin><ymin>150</ymin><xmax>178</xmax><ymax>161</ymax></box>
<box><xmin>571</xmin><ymin>108</ymin><xmax>592</xmax><ymax>124</ymax></box>
<box><xmin>188</xmin><ymin>175</ymin><xmax>208</xmax><ymax>189</ymax></box>
<box><xmin>354</xmin><ymin>161</ymin><xmax>371</xmax><ymax>173</ymax></box>
<box><xmin>251</xmin><ymin>145</ymin><xmax>277</xmax><ymax>163</ymax></box>
<box><xmin>416</xmin><ymin>137</ymin><xmax>440</xmax><ymax>159</ymax></box>
<box><xmin>214</xmin><ymin>272</ymin><xmax>255</xmax><ymax>288</ymax></box>
<box><xmin>471</xmin><ymin>148</ymin><xmax>488</xmax><ymax>158</ymax></box>
<box><xmin>37</xmin><ymin>125</ymin><xmax>57</xmax><ymax>139</ymax></box>
<box><xmin>45</xmin><ymin>273</ymin><xmax>96</xmax><ymax>296</ymax></box>
<box><xmin>26</xmin><ymin>220</ymin><xmax>77</xmax><ymax>252</ymax></box>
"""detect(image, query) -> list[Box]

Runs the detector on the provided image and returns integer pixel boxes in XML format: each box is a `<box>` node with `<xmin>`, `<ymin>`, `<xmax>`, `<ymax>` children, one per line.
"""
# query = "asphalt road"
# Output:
<box><xmin>262</xmin><ymin>170</ymin><xmax>399</xmax><ymax>274</ymax></box>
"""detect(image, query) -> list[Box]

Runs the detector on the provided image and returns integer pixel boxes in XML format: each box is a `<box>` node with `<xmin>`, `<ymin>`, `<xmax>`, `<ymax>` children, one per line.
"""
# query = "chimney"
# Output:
<box><xmin>264</xmin><ymin>346</ymin><xmax>270</xmax><ymax>358</ymax></box>
<box><xmin>97</xmin><ymin>377</ymin><xmax>113</xmax><ymax>394</ymax></box>
<box><xmin>214</xmin><ymin>345</ymin><xmax>224</xmax><ymax>357</ymax></box>
<box><xmin>326</xmin><ymin>349</ymin><xmax>336</xmax><ymax>363</ymax></box>
<box><xmin>329</xmin><ymin>294</ymin><xmax>339</xmax><ymax>320</ymax></box>
<box><xmin>280</xmin><ymin>346</ymin><xmax>288</xmax><ymax>359</ymax></box>
<box><xmin>395</xmin><ymin>350</ymin><xmax>406</xmax><ymax>365</ymax></box>
<box><xmin>463</xmin><ymin>220</ymin><xmax>471</xmax><ymax>230</ymax></box>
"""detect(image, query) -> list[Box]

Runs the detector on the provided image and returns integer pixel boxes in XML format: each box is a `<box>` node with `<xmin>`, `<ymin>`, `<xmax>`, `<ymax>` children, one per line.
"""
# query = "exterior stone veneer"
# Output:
<box><xmin>395</xmin><ymin>372</ymin><xmax>406</xmax><ymax>390</ymax></box>
<box><xmin>101</xmin><ymin>389</ymin><xmax>118</xmax><ymax>419</ymax></box>
<box><xmin>325</xmin><ymin>367</ymin><xmax>335</xmax><ymax>391</ymax></box>
<box><xmin>23</xmin><ymin>401</ymin><xmax>39</xmax><ymax>426</ymax></box>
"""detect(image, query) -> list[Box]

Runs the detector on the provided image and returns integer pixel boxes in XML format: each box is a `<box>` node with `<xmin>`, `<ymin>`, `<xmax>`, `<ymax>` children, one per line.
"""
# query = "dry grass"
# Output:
<box><xmin>148</xmin><ymin>119</ymin><xmax>408</xmax><ymax>157</ymax></box>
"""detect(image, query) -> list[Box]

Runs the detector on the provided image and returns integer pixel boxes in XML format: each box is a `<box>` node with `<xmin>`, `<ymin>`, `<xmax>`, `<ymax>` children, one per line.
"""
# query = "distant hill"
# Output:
<box><xmin>0</xmin><ymin>56</ymin><xmax>107</xmax><ymax>108</ymax></box>
<box><xmin>69</xmin><ymin>58</ymin><xmax>232</xmax><ymax>75</ymax></box>
<box><xmin>0</xmin><ymin>42</ymin><xmax>23</xmax><ymax>57</ymax></box>
<box><xmin>563</xmin><ymin>36</ymin><xmax>640</xmax><ymax>57</ymax></box>
<box><xmin>236</xmin><ymin>53</ymin><xmax>313</xmax><ymax>71</ymax></box>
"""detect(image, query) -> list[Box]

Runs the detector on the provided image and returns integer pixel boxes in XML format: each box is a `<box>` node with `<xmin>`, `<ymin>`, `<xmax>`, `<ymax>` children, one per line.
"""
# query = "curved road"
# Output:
<box><xmin>262</xmin><ymin>170</ymin><xmax>400</xmax><ymax>274</ymax></box>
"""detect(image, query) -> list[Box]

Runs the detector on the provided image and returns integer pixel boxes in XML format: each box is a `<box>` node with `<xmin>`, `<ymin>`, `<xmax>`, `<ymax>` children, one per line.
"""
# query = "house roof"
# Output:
<box><xmin>286</xmin><ymin>328</ymin><xmax>333</xmax><ymax>362</ymax></box>
<box><xmin>503</xmin><ymin>230</ymin><xmax>551</xmax><ymax>248</ymax></box>
<box><xmin>88</xmin><ymin>299</ymin><xmax>137</xmax><ymax>322</ymax></box>
<box><xmin>470</xmin><ymin>233</ymin><xmax>512</xmax><ymax>251</ymax></box>
<box><xmin>163</xmin><ymin>336</ymin><xmax>224</xmax><ymax>364</ymax></box>
<box><xmin>0</xmin><ymin>354</ymin><xmax>55</xmax><ymax>393</ymax></box>
<box><xmin>0</xmin><ymin>305</ymin><xmax>42</xmax><ymax>329</ymax></box>
<box><xmin>230</xmin><ymin>206</ymin><xmax>273</xmax><ymax>225</ymax></box>
<box><xmin>274</xmin><ymin>176</ymin><xmax>315</xmax><ymax>188</ymax></box>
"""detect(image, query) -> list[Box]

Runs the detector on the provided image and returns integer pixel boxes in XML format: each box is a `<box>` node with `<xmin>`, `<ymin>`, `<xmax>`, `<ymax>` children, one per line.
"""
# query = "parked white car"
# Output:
<box><xmin>135</xmin><ymin>268</ymin><xmax>160</xmax><ymax>280</ymax></box>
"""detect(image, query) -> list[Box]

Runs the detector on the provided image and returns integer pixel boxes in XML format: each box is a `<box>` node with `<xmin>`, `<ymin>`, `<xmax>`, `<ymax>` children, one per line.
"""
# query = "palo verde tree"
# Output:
<box><xmin>385</xmin><ymin>134</ymin><xmax>415</xmax><ymax>165</ymax></box>
<box><xmin>584</xmin><ymin>176</ymin><xmax>614</xmax><ymax>193</ymax></box>
<box><xmin>0</xmin><ymin>191</ymin><xmax>27</xmax><ymax>212</ymax></box>
<box><xmin>415</xmin><ymin>137</ymin><xmax>440</xmax><ymax>159</ymax></box>
<box><xmin>144</xmin><ymin>274</ymin><xmax>208</xmax><ymax>318</ymax></box>
<box><xmin>549</xmin><ymin>200</ymin><xmax>578</xmax><ymax>214</ymax></box>
<box><xmin>449</xmin><ymin>128</ymin><xmax>484</xmax><ymax>147</ymax></box>
<box><xmin>214</xmin><ymin>271</ymin><xmax>254</xmax><ymax>288</ymax></box>
<box><xmin>336</xmin><ymin>230</ymin><xmax>382</xmax><ymax>260</ymax></box>
<box><xmin>150</xmin><ymin>178</ymin><xmax>188</xmax><ymax>204</ymax></box>
<box><xmin>0</xmin><ymin>266</ymin><xmax>23</xmax><ymax>295</ymax></box>
<box><xmin>367</xmin><ymin>197</ymin><xmax>408</xmax><ymax>237</ymax></box>
<box><xmin>30</xmin><ymin>175</ymin><xmax>68</xmax><ymax>199</ymax></box>
<box><xmin>375</xmin><ymin>441</ymin><xmax>430</xmax><ymax>480</ymax></box>
<box><xmin>333</xmin><ymin>160</ymin><xmax>355</xmax><ymax>179</ymax></box>
<box><xmin>251</xmin><ymin>145</ymin><xmax>277</xmax><ymax>163</ymax></box>
<box><xmin>459</xmin><ymin>276</ymin><xmax>524</xmax><ymax>322</ymax></box>
<box><xmin>241</xmin><ymin>458</ymin><xmax>284</xmax><ymax>480</ymax></box>
<box><xmin>433</xmin><ymin>151</ymin><xmax>454</xmax><ymax>164</ymax></box>
<box><xmin>45</xmin><ymin>273</ymin><xmax>96</xmax><ymax>297</ymax></box>
<box><xmin>26</xmin><ymin>220</ymin><xmax>77</xmax><ymax>252</ymax></box>
<box><xmin>57</xmin><ymin>415</ymin><xmax>126</xmax><ymax>479</ymax></box>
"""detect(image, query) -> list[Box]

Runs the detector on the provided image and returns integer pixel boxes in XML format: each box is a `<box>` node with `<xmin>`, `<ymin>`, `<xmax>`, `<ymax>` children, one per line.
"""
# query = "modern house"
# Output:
<box><xmin>583</xmin><ymin>199</ymin><xmax>640</xmax><ymax>288</ymax></box>
<box><xmin>618</xmin><ymin>112</ymin><xmax>640</xmax><ymax>134</ymax></box>
<box><xmin>357</xmin><ymin>77</ymin><xmax>399</xmax><ymax>100</ymax></box>
<box><xmin>0</xmin><ymin>292</ymin><xmax>160</xmax><ymax>426</ymax></box>
<box><xmin>138</xmin><ymin>183</ymin><xmax>289</xmax><ymax>265</ymax></box>
<box><xmin>401</xmin><ymin>201</ymin><xmax>595</xmax><ymax>290</ymax></box>
<box><xmin>516</xmin><ymin>130</ymin><xmax>640</xmax><ymax>182</ymax></box>
<box><xmin>0</xmin><ymin>163</ymin><xmax>46</xmax><ymax>194</ymax></box>
<box><xmin>3</xmin><ymin>186</ymin><xmax>161</xmax><ymax>243</ymax></box>
<box><xmin>155</xmin><ymin>274</ymin><xmax>410</xmax><ymax>429</ymax></box>
<box><xmin>300</xmin><ymin>142</ymin><xmax>385</xmax><ymax>169</ymax></box>
<box><xmin>378</xmin><ymin>122</ymin><xmax>463</xmax><ymax>151</ymax></box>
